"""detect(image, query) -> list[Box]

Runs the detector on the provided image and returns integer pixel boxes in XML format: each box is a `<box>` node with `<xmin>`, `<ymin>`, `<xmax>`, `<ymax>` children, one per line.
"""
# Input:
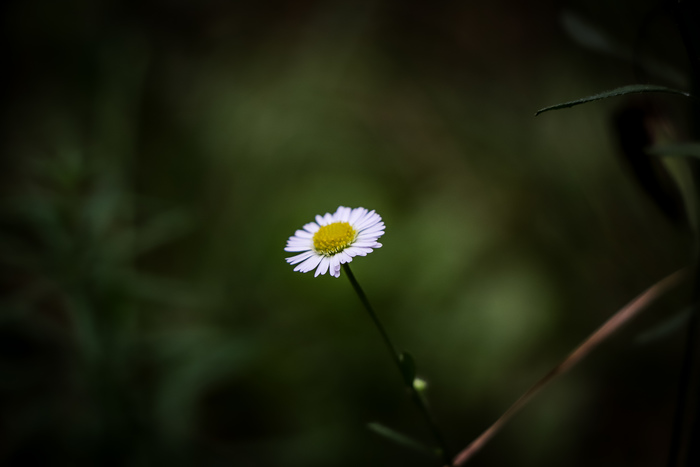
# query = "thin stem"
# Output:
<box><xmin>342</xmin><ymin>263</ymin><xmax>451</xmax><ymax>465</ymax></box>
<box><xmin>452</xmin><ymin>269</ymin><xmax>685</xmax><ymax>466</ymax></box>
<box><xmin>343</xmin><ymin>263</ymin><xmax>401</xmax><ymax>367</ymax></box>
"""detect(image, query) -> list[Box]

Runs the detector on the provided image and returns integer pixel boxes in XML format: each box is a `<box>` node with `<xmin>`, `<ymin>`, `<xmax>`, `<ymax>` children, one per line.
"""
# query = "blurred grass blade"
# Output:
<box><xmin>561</xmin><ymin>11</ymin><xmax>620</xmax><ymax>56</ymax></box>
<box><xmin>367</xmin><ymin>422</ymin><xmax>435</xmax><ymax>457</ymax></box>
<box><xmin>452</xmin><ymin>268</ymin><xmax>686</xmax><ymax>466</ymax></box>
<box><xmin>562</xmin><ymin>11</ymin><xmax>686</xmax><ymax>87</ymax></box>
<box><xmin>647</xmin><ymin>143</ymin><xmax>700</xmax><ymax>159</ymax></box>
<box><xmin>636</xmin><ymin>306</ymin><xmax>693</xmax><ymax>344</ymax></box>
<box><xmin>535</xmin><ymin>85</ymin><xmax>691</xmax><ymax>116</ymax></box>
<box><xmin>398</xmin><ymin>351</ymin><xmax>416</xmax><ymax>386</ymax></box>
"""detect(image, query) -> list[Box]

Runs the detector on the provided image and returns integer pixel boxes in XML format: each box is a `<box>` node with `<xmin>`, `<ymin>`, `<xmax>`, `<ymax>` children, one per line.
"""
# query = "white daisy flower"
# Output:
<box><xmin>285</xmin><ymin>206</ymin><xmax>385</xmax><ymax>278</ymax></box>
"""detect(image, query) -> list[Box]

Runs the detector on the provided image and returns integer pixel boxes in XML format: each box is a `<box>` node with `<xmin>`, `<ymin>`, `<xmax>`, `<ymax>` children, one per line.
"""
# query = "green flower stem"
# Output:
<box><xmin>342</xmin><ymin>263</ymin><xmax>450</xmax><ymax>465</ymax></box>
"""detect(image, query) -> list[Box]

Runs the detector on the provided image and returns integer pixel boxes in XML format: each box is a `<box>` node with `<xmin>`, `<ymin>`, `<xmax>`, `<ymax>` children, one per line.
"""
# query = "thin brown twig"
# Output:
<box><xmin>452</xmin><ymin>268</ymin><xmax>687</xmax><ymax>466</ymax></box>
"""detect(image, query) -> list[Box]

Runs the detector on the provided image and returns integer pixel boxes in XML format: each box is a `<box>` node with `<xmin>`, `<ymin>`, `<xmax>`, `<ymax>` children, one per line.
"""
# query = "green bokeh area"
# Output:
<box><xmin>0</xmin><ymin>1</ymin><xmax>693</xmax><ymax>466</ymax></box>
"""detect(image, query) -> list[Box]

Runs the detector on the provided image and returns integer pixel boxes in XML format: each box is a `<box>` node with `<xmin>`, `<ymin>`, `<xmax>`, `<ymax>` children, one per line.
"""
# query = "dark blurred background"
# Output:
<box><xmin>0</xmin><ymin>0</ymin><xmax>695</xmax><ymax>466</ymax></box>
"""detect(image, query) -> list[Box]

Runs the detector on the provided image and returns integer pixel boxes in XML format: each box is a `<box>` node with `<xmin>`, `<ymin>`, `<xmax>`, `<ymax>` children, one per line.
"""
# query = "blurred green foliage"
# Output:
<box><xmin>0</xmin><ymin>1</ymin><xmax>694</xmax><ymax>466</ymax></box>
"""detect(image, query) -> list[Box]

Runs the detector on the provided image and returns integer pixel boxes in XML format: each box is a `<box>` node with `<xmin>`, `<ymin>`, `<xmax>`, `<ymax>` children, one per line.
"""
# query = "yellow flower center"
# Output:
<box><xmin>313</xmin><ymin>222</ymin><xmax>357</xmax><ymax>256</ymax></box>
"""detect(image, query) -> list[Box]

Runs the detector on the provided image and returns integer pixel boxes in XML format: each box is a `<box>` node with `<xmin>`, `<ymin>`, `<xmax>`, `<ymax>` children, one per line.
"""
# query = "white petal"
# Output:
<box><xmin>355</xmin><ymin>213</ymin><xmax>382</xmax><ymax>230</ymax></box>
<box><xmin>315</xmin><ymin>214</ymin><xmax>325</xmax><ymax>225</ymax></box>
<box><xmin>332</xmin><ymin>206</ymin><xmax>342</xmax><ymax>221</ymax></box>
<box><xmin>356</xmin><ymin>231</ymin><xmax>384</xmax><ymax>242</ymax></box>
<box><xmin>337</xmin><ymin>251</ymin><xmax>353</xmax><ymax>264</ymax></box>
<box><xmin>356</xmin><ymin>233</ymin><xmax>382</xmax><ymax>242</ymax></box>
<box><xmin>367</xmin><ymin>214</ymin><xmax>383</xmax><ymax>228</ymax></box>
<box><xmin>353</xmin><ymin>238</ymin><xmax>381</xmax><ymax>247</ymax></box>
<box><xmin>286</xmin><ymin>240</ymin><xmax>312</xmax><ymax>247</ymax></box>
<box><xmin>344</xmin><ymin>247</ymin><xmax>364</xmax><ymax>257</ymax></box>
<box><xmin>348</xmin><ymin>241</ymin><xmax>378</xmax><ymax>248</ymax></box>
<box><xmin>348</xmin><ymin>247</ymin><xmax>373</xmax><ymax>256</ymax></box>
<box><xmin>286</xmin><ymin>251</ymin><xmax>315</xmax><ymax>265</ymax></box>
<box><xmin>285</xmin><ymin>245</ymin><xmax>313</xmax><ymax>252</ymax></box>
<box><xmin>338</xmin><ymin>206</ymin><xmax>351</xmax><ymax>222</ymax></box>
<box><xmin>359</xmin><ymin>222</ymin><xmax>384</xmax><ymax>233</ymax></box>
<box><xmin>286</xmin><ymin>240</ymin><xmax>308</xmax><ymax>248</ymax></box>
<box><xmin>353</xmin><ymin>208</ymin><xmax>374</xmax><ymax>223</ymax></box>
<box><xmin>288</xmin><ymin>234</ymin><xmax>311</xmax><ymax>242</ymax></box>
<box><xmin>329</xmin><ymin>255</ymin><xmax>341</xmax><ymax>277</ymax></box>
<box><xmin>349</xmin><ymin>207</ymin><xmax>367</xmax><ymax>224</ymax></box>
<box><xmin>303</xmin><ymin>222</ymin><xmax>320</xmax><ymax>233</ymax></box>
<box><xmin>315</xmin><ymin>257</ymin><xmax>331</xmax><ymax>276</ymax></box>
<box><xmin>295</xmin><ymin>254</ymin><xmax>323</xmax><ymax>273</ymax></box>
<box><xmin>360</xmin><ymin>227</ymin><xmax>384</xmax><ymax>236</ymax></box>
<box><xmin>287</xmin><ymin>235</ymin><xmax>312</xmax><ymax>243</ymax></box>
<box><xmin>294</xmin><ymin>230</ymin><xmax>313</xmax><ymax>238</ymax></box>
<box><xmin>333</xmin><ymin>206</ymin><xmax>345</xmax><ymax>220</ymax></box>
<box><xmin>287</xmin><ymin>238</ymin><xmax>312</xmax><ymax>246</ymax></box>
<box><xmin>359</xmin><ymin>232</ymin><xmax>384</xmax><ymax>241</ymax></box>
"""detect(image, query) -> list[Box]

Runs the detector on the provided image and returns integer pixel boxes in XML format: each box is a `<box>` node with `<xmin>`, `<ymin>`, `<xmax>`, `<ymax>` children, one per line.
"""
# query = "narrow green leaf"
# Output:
<box><xmin>535</xmin><ymin>85</ymin><xmax>690</xmax><ymax>116</ymax></box>
<box><xmin>398</xmin><ymin>351</ymin><xmax>416</xmax><ymax>386</ymax></box>
<box><xmin>647</xmin><ymin>143</ymin><xmax>700</xmax><ymax>159</ymax></box>
<box><xmin>367</xmin><ymin>422</ymin><xmax>435</xmax><ymax>456</ymax></box>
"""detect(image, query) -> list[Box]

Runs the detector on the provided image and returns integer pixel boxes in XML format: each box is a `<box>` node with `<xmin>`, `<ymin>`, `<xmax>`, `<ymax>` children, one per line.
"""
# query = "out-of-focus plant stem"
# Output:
<box><xmin>452</xmin><ymin>269</ymin><xmax>685</xmax><ymax>466</ymax></box>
